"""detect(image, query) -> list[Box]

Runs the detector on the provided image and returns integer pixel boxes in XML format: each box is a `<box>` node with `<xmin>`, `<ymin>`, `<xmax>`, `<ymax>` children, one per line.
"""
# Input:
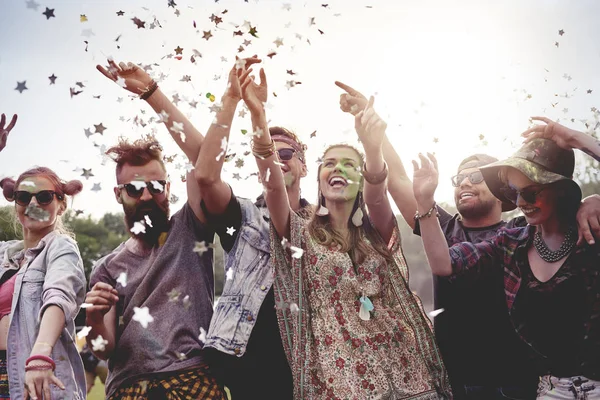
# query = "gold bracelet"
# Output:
<box><xmin>251</xmin><ymin>139</ymin><xmax>276</xmax><ymax>159</ymax></box>
<box><xmin>33</xmin><ymin>342</ymin><xmax>53</xmax><ymax>348</ymax></box>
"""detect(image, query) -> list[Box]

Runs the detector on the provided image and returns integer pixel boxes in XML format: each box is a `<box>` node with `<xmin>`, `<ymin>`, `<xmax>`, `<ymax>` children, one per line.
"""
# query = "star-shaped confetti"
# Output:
<box><xmin>81</xmin><ymin>168</ymin><xmax>94</xmax><ymax>179</ymax></box>
<box><xmin>26</xmin><ymin>0</ymin><xmax>40</xmax><ymax>10</ymax></box>
<box><xmin>116</xmin><ymin>10</ymin><xmax>125</xmax><ymax>16</ymax></box>
<box><xmin>91</xmin><ymin>335</ymin><xmax>109</xmax><ymax>352</ymax></box>
<box><xmin>48</xmin><ymin>74</ymin><xmax>57</xmax><ymax>84</ymax></box>
<box><xmin>193</xmin><ymin>241</ymin><xmax>210</xmax><ymax>254</ymax></box>
<box><xmin>43</xmin><ymin>7</ymin><xmax>55</xmax><ymax>19</ymax></box>
<box><xmin>116</xmin><ymin>272</ymin><xmax>127</xmax><ymax>287</ymax></box>
<box><xmin>80</xmin><ymin>14</ymin><xmax>88</xmax><ymax>22</ymax></box>
<box><xmin>226</xmin><ymin>268</ymin><xmax>234</xmax><ymax>280</ymax></box>
<box><xmin>93</xmin><ymin>123</ymin><xmax>106</xmax><ymax>134</ymax></box>
<box><xmin>168</xmin><ymin>288</ymin><xmax>181</xmax><ymax>302</ymax></box>
<box><xmin>132</xmin><ymin>17</ymin><xmax>145</xmax><ymax>29</ymax></box>
<box><xmin>203</xmin><ymin>30</ymin><xmax>213</xmax><ymax>40</ymax></box>
<box><xmin>274</xmin><ymin>37</ymin><xmax>284</xmax><ymax>47</ymax></box>
<box><xmin>558</xmin><ymin>29</ymin><xmax>565</xmax><ymax>36</ymax></box>
<box><xmin>174</xmin><ymin>46</ymin><xmax>183</xmax><ymax>55</ymax></box>
<box><xmin>131</xmin><ymin>221</ymin><xmax>146</xmax><ymax>234</ymax></box>
<box><xmin>248</xmin><ymin>26</ymin><xmax>258</xmax><ymax>37</ymax></box>
<box><xmin>198</xmin><ymin>327</ymin><xmax>207</xmax><ymax>343</ymax></box>
<box><xmin>132</xmin><ymin>306</ymin><xmax>154</xmax><ymax>328</ymax></box>
<box><xmin>183</xmin><ymin>295</ymin><xmax>191</xmax><ymax>309</ymax></box>
<box><xmin>290</xmin><ymin>246</ymin><xmax>304</xmax><ymax>259</ymax></box>
<box><xmin>15</xmin><ymin>81</ymin><xmax>28</xmax><ymax>93</ymax></box>
<box><xmin>226</xmin><ymin>226</ymin><xmax>236</xmax><ymax>236</ymax></box>
<box><xmin>76</xmin><ymin>326</ymin><xmax>92</xmax><ymax>340</ymax></box>
<box><xmin>91</xmin><ymin>183</ymin><xmax>102</xmax><ymax>192</ymax></box>
<box><xmin>238</xmin><ymin>109</ymin><xmax>247</xmax><ymax>118</ymax></box>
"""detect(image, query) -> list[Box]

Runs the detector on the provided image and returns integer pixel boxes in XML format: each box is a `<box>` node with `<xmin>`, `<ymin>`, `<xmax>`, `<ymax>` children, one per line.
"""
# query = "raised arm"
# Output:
<box><xmin>522</xmin><ymin>116</ymin><xmax>600</xmax><ymax>162</ymax></box>
<box><xmin>412</xmin><ymin>153</ymin><xmax>453</xmax><ymax>276</ymax></box>
<box><xmin>240</xmin><ymin>67</ymin><xmax>291</xmax><ymax>239</ymax></box>
<box><xmin>0</xmin><ymin>113</ymin><xmax>18</xmax><ymax>153</ymax></box>
<box><xmin>195</xmin><ymin>58</ymin><xmax>260</xmax><ymax>214</ymax></box>
<box><xmin>354</xmin><ymin>96</ymin><xmax>395</xmax><ymax>243</ymax></box>
<box><xmin>335</xmin><ymin>82</ymin><xmax>417</xmax><ymax>229</ymax></box>
<box><xmin>97</xmin><ymin>60</ymin><xmax>203</xmax><ymax>162</ymax></box>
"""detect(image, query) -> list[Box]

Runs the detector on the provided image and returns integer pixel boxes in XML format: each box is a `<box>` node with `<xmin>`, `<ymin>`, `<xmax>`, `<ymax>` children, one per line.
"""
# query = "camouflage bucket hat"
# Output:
<box><xmin>480</xmin><ymin>138</ymin><xmax>582</xmax><ymax>206</ymax></box>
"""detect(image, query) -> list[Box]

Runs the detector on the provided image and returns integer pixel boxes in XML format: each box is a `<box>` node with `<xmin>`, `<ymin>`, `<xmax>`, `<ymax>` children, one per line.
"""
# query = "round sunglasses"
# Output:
<box><xmin>117</xmin><ymin>180</ymin><xmax>167</xmax><ymax>199</ymax></box>
<box><xmin>14</xmin><ymin>190</ymin><xmax>63</xmax><ymax>207</ymax></box>
<box><xmin>451</xmin><ymin>171</ymin><xmax>485</xmax><ymax>187</ymax></box>
<box><xmin>500</xmin><ymin>185</ymin><xmax>546</xmax><ymax>204</ymax></box>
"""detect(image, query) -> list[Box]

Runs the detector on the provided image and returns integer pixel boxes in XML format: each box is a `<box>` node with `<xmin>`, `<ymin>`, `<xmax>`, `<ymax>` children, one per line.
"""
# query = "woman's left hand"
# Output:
<box><xmin>521</xmin><ymin>116</ymin><xmax>580</xmax><ymax>149</ymax></box>
<box><xmin>0</xmin><ymin>113</ymin><xmax>18</xmax><ymax>153</ymax></box>
<box><xmin>24</xmin><ymin>368</ymin><xmax>65</xmax><ymax>400</ymax></box>
<box><xmin>355</xmin><ymin>96</ymin><xmax>386</xmax><ymax>150</ymax></box>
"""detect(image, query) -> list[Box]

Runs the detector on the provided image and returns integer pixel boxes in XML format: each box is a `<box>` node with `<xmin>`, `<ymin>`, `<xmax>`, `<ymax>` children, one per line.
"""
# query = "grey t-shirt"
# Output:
<box><xmin>89</xmin><ymin>203</ymin><xmax>215</xmax><ymax>397</ymax></box>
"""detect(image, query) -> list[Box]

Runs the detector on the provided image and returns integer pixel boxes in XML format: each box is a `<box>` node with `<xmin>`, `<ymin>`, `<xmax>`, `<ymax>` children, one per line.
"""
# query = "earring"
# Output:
<box><xmin>352</xmin><ymin>207</ymin><xmax>363</xmax><ymax>227</ymax></box>
<box><xmin>316</xmin><ymin>193</ymin><xmax>329</xmax><ymax>216</ymax></box>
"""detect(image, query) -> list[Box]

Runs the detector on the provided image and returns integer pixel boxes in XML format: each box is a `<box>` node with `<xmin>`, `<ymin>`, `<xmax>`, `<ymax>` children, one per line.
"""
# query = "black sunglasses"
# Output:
<box><xmin>14</xmin><ymin>190</ymin><xmax>62</xmax><ymax>207</ymax></box>
<box><xmin>277</xmin><ymin>148</ymin><xmax>297</xmax><ymax>161</ymax></box>
<box><xmin>451</xmin><ymin>171</ymin><xmax>485</xmax><ymax>187</ymax></box>
<box><xmin>117</xmin><ymin>180</ymin><xmax>167</xmax><ymax>199</ymax></box>
<box><xmin>500</xmin><ymin>185</ymin><xmax>546</xmax><ymax>204</ymax></box>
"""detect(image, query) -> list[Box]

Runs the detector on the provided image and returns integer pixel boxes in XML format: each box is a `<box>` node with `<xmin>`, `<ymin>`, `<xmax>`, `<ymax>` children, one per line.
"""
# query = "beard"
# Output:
<box><xmin>124</xmin><ymin>197</ymin><xmax>171</xmax><ymax>246</ymax></box>
<box><xmin>456</xmin><ymin>196</ymin><xmax>497</xmax><ymax>220</ymax></box>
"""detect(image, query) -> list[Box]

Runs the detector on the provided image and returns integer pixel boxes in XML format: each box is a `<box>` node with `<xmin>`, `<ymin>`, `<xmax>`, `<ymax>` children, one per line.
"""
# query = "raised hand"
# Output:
<box><xmin>223</xmin><ymin>56</ymin><xmax>262</xmax><ymax>103</ymax></box>
<box><xmin>412</xmin><ymin>153</ymin><xmax>439</xmax><ymax>206</ymax></box>
<box><xmin>96</xmin><ymin>59</ymin><xmax>153</xmax><ymax>96</ymax></box>
<box><xmin>355</xmin><ymin>96</ymin><xmax>386</xmax><ymax>151</ymax></box>
<box><xmin>239</xmin><ymin>67</ymin><xmax>268</xmax><ymax>115</ymax></box>
<box><xmin>521</xmin><ymin>116</ymin><xmax>580</xmax><ymax>149</ymax></box>
<box><xmin>0</xmin><ymin>113</ymin><xmax>18</xmax><ymax>153</ymax></box>
<box><xmin>335</xmin><ymin>81</ymin><xmax>368</xmax><ymax>116</ymax></box>
<box><xmin>84</xmin><ymin>282</ymin><xmax>119</xmax><ymax>326</ymax></box>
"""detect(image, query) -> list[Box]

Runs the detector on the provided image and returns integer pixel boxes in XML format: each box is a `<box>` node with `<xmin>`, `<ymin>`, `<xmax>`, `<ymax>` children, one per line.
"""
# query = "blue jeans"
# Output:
<box><xmin>464</xmin><ymin>385</ymin><xmax>537</xmax><ymax>399</ymax></box>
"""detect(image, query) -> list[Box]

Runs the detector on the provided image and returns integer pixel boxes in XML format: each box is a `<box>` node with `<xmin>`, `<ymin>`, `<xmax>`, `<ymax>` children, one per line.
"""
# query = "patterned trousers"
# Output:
<box><xmin>109</xmin><ymin>366</ymin><xmax>226</xmax><ymax>400</ymax></box>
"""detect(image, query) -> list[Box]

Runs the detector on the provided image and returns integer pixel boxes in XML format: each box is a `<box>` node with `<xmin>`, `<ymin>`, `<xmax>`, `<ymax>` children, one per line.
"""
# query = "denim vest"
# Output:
<box><xmin>205</xmin><ymin>198</ymin><xmax>272</xmax><ymax>356</ymax></box>
<box><xmin>0</xmin><ymin>232</ymin><xmax>86</xmax><ymax>399</ymax></box>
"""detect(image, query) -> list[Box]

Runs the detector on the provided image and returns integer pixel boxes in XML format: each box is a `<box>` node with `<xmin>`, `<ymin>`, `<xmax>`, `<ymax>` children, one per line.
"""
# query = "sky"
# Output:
<box><xmin>0</xmin><ymin>0</ymin><xmax>599</xmax><ymax>219</ymax></box>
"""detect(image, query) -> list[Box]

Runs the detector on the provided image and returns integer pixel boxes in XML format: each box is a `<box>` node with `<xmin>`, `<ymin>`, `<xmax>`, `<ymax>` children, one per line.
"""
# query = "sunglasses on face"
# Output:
<box><xmin>277</xmin><ymin>148</ymin><xmax>297</xmax><ymax>161</ymax></box>
<box><xmin>500</xmin><ymin>185</ymin><xmax>546</xmax><ymax>204</ymax></box>
<box><xmin>451</xmin><ymin>171</ymin><xmax>485</xmax><ymax>187</ymax></box>
<box><xmin>117</xmin><ymin>180</ymin><xmax>167</xmax><ymax>199</ymax></box>
<box><xmin>14</xmin><ymin>190</ymin><xmax>62</xmax><ymax>207</ymax></box>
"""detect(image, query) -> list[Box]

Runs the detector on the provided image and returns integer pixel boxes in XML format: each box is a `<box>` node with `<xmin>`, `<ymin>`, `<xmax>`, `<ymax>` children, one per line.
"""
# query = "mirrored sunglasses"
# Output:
<box><xmin>117</xmin><ymin>180</ymin><xmax>167</xmax><ymax>199</ymax></box>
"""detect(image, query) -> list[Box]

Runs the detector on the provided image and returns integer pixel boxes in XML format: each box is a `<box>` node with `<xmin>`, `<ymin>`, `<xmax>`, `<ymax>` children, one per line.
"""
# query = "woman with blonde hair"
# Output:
<box><xmin>0</xmin><ymin>114</ymin><xmax>87</xmax><ymax>399</ymax></box>
<box><xmin>239</xmin><ymin>67</ymin><xmax>451</xmax><ymax>399</ymax></box>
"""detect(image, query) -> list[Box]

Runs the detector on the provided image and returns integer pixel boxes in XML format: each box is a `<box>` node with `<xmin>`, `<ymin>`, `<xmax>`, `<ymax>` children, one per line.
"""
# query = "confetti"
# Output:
<box><xmin>144</xmin><ymin>215</ymin><xmax>153</xmax><ymax>227</ymax></box>
<box><xmin>168</xmin><ymin>288</ymin><xmax>181</xmax><ymax>302</ymax></box>
<box><xmin>182</xmin><ymin>295</ymin><xmax>191</xmax><ymax>309</ymax></box>
<box><xmin>80</xmin><ymin>303</ymin><xmax>94</xmax><ymax>309</ymax></box>
<box><xmin>25</xmin><ymin>204</ymin><xmax>50</xmax><ymax>221</ymax></box>
<box><xmin>226</xmin><ymin>268</ymin><xmax>234</xmax><ymax>280</ymax></box>
<box><xmin>198</xmin><ymin>327</ymin><xmax>207</xmax><ymax>343</ymax></box>
<box><xmin>81</xmin><ymin>168</ymin><xmax>94</xmax><ymax>179</ymax></box>
<box><xmin>226</xmin><ymin>226</ymin><xmax>236</xmax><ymax>236</ymax></box>
<box><xmin>428</xmin><ymin>308</ymin><xmax>445</xmax><ymax>318</ymax></box>
<box><xmin>132</xmin><ymin>306</ymin><xmax>154</xmax><ymax>328</ymax></box>
<box><xmin>157</xmin><ymin>110</ymin><xmax>170</xmax><ymax>123</ymax></box>
<box><xmin>26</xmin><ymin>0</ymin><xmax>40</xmax><ymax>10</ymax></box>
<box><xmin>203</xmin><ymin>30</ymin><xmax>213</xmax><ymax>40</ymax></box>
<box><xmin>15</xmin><ymin>81</ymin><xmax>28</xmax><ymax>93</ymax></box>
<box><xmin>193</xmin><ymin>241</ymin><xmax>209</xmax><ymax>254</ymax></box>
<box><xmin>42</xmin><ymin>7</ymin><xmax>55</xmax><ymax>19</ymax></box>
<box><xmin>116</xmin><ymin>272</ymin><xmax>127</xmax><ymax>287</ymax></box>
<box><xmin>91</xmin><ymin>335</ymin><xmax>109</xmax><ymax>352</ymax></box>
<box><xmin>94</xmin><ymin>123</ymin><xmax>107</xmax><ymax>134</ymax></box>
<box><xmin>77</xmin><ymin>326</ymin><xmax>92</xmax><ymax>339</ymax></box>
<box><xmin>289</xmin><ymin>303</ymin><xmax>299</xmax><ymax>313</ymax></box>
<box><xmin>290</xmin><ymin>246</ymin><xmax>304</xmax><ymax>259</ymax></box>
<box><xmin>130</xmin><ymin>221</ymin><xmax>146</xmax><ymax>234</ymax></box>
<box><xmin>132</xmin><ymin>17</ymin><xmax>145</xmax><ymax>29</ymax></box>
<box><xmin>48</xmin><ymin>74</ymin><xmax>57</xmax><ymax>84</ymax></box>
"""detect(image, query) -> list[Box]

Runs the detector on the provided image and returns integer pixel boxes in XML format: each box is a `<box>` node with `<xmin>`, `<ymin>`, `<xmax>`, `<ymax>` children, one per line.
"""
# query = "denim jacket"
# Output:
<box><xmin>0</xmin><ymin>232</ymin><xmax>86</xmax><ymax>399</ymax></box>
<box><xmin>205</xmin><ymin>198</ymin><xmax>273</xmax><ymax>356</ymax></box>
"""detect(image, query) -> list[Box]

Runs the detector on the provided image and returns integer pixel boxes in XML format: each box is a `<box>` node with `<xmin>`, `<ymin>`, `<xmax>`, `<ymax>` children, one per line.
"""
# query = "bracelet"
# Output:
<box><xmin>251</xmin><ymin>139</ymin><xmax>276</xmax><ymax>159</ymax></box>
<box><xmin>33</xmin><ymin>342</ymin><xmax>53</xmax><ymax>348</ymax></box>
<box><xmin>25</xmin><ymin>364</ymin><xmax>54</xmax><ymax>372</ymax></box>
<box><xmin>26</xmin><ymin>355</ymin><xmax>56</xmax><ymax>371</ymax></box>
<box><xmin>140</xmin><ymin>80</ymin><xmax>159</xmax><ymax>100</ymax></box>
<box><xmin>414</xmin><ymin>202</ymin><xmax>440</xmax><ymax>221</ymax></box>
<box><xmin>362</xmin><ymin>161</ymin><xmax>388</xmax><ymax>185</ymax></box>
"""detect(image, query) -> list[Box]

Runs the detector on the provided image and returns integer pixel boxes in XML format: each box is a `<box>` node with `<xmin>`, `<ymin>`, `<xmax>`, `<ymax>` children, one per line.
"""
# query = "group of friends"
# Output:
<box><xmin>0</xmin><ymin>55</ymin><xmax>599</xmax><ymax>400</ymax></box>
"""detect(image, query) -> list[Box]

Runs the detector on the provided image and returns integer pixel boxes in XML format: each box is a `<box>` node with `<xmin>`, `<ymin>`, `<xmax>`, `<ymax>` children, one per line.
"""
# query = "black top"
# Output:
<box><xmin>415</xmin><ymin>206</ymin><xmax>538</xmax><ymax>392</ymax></box>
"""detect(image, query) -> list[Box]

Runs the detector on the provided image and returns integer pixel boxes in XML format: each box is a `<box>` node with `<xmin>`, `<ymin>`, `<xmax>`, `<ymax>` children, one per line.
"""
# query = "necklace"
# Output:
<box><xmin>533</xmin><ymin>227</ymin><xmax>576</xmax><ymax>263</ymax></box>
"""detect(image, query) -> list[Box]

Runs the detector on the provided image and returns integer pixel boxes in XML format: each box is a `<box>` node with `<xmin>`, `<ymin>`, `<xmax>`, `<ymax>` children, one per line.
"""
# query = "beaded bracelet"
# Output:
<box><xmin>414</xmin><ymin>202</ymin><xmax>440</xmax><ymax>221</ymax></box>
<box><xmin>25</xmin><ymin>355</ymin><xmax>56</xmax><ymax>371</ymax></box>
<box><xmin>140</xmin><ymin>80</ymin><xmax>159</xmax><ymax>100</ymax></box>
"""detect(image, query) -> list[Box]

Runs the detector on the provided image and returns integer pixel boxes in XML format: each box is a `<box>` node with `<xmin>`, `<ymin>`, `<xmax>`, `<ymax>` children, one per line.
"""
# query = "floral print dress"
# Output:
<box><xmin>272</xmin><ymin>212</ymin><xmax>451</xmax><ymax>400</ymax></box>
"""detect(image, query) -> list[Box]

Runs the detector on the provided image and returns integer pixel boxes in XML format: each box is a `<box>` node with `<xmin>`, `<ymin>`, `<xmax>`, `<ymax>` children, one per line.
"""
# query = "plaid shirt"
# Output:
<box><xmin>448</xmin><ymin>225</ymin><xmax>600</xmax><ymax>379</ymax></box>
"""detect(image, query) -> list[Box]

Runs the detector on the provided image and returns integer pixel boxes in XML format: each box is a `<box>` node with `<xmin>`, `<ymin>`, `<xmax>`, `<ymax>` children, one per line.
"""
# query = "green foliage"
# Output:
<box><xmin>0</xmin><ymin>206</ymin><xmax>20</xmax><ymax>241</ymax></box>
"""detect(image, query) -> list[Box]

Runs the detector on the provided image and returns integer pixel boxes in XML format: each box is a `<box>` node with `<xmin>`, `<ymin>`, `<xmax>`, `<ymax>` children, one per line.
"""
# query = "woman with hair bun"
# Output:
<box><xmin>0</xmin><ymin>114</ymin><xmax>87</xmax><ymax>399</ymax></box>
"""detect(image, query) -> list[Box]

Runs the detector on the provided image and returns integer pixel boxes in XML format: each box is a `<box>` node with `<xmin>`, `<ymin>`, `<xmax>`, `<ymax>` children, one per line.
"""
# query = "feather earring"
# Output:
<box><xmin>352</xmin><ymin>207</ymin><xmax>364</xmax><ymax>226</ymax></box>
<box><xmin>315</xmin><ymin>192</ymin><xmax>329</xmax><ymax>216</ymax></box>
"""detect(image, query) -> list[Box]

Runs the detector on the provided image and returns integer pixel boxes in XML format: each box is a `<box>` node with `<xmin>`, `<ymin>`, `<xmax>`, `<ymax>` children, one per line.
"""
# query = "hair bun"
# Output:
<box><xmin>63</xmin><ymin>180</ymin><xmax>83</xmax><ymax>196</ymax></box>
<box><xmin>0</xmin><ymin>178</ymin><xmax>16</xmax><ymax>202</ymax></box>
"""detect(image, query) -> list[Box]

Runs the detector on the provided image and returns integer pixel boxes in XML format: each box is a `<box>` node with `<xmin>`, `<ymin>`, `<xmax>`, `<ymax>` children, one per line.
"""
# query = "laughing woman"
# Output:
<box><xmin>0</xmin><ymin>114</ymin><xmax>87</xmax><ymax>399</ymax></box>
<box><xmin>239</xmin><ymin>67</ymin><xmax>451</xmax><ymax>399</ymax></box>
<box><xmin>414</xmin><ymin>118</ymin><xmax>600</xmax><ymax>399</ymax></box>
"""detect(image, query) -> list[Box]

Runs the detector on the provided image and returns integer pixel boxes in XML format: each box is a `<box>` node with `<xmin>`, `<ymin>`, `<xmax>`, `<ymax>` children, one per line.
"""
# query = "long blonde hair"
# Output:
<box><xmin>307</xmin><ymin>144</ymin><xmax>394</xmax><ymax>265</ymax></box>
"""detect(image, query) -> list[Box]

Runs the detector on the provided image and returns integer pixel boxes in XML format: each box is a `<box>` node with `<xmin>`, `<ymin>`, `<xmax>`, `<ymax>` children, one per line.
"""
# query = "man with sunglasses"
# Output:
<box><xmin>195</xmin><ymin>60</ymin><xmax>310</xmax><ymax>400</ymax></box>
<box><xmin>84</xmin><ymin>59</ymin><xmax>226</xmax><ymax>399</ymax></box>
